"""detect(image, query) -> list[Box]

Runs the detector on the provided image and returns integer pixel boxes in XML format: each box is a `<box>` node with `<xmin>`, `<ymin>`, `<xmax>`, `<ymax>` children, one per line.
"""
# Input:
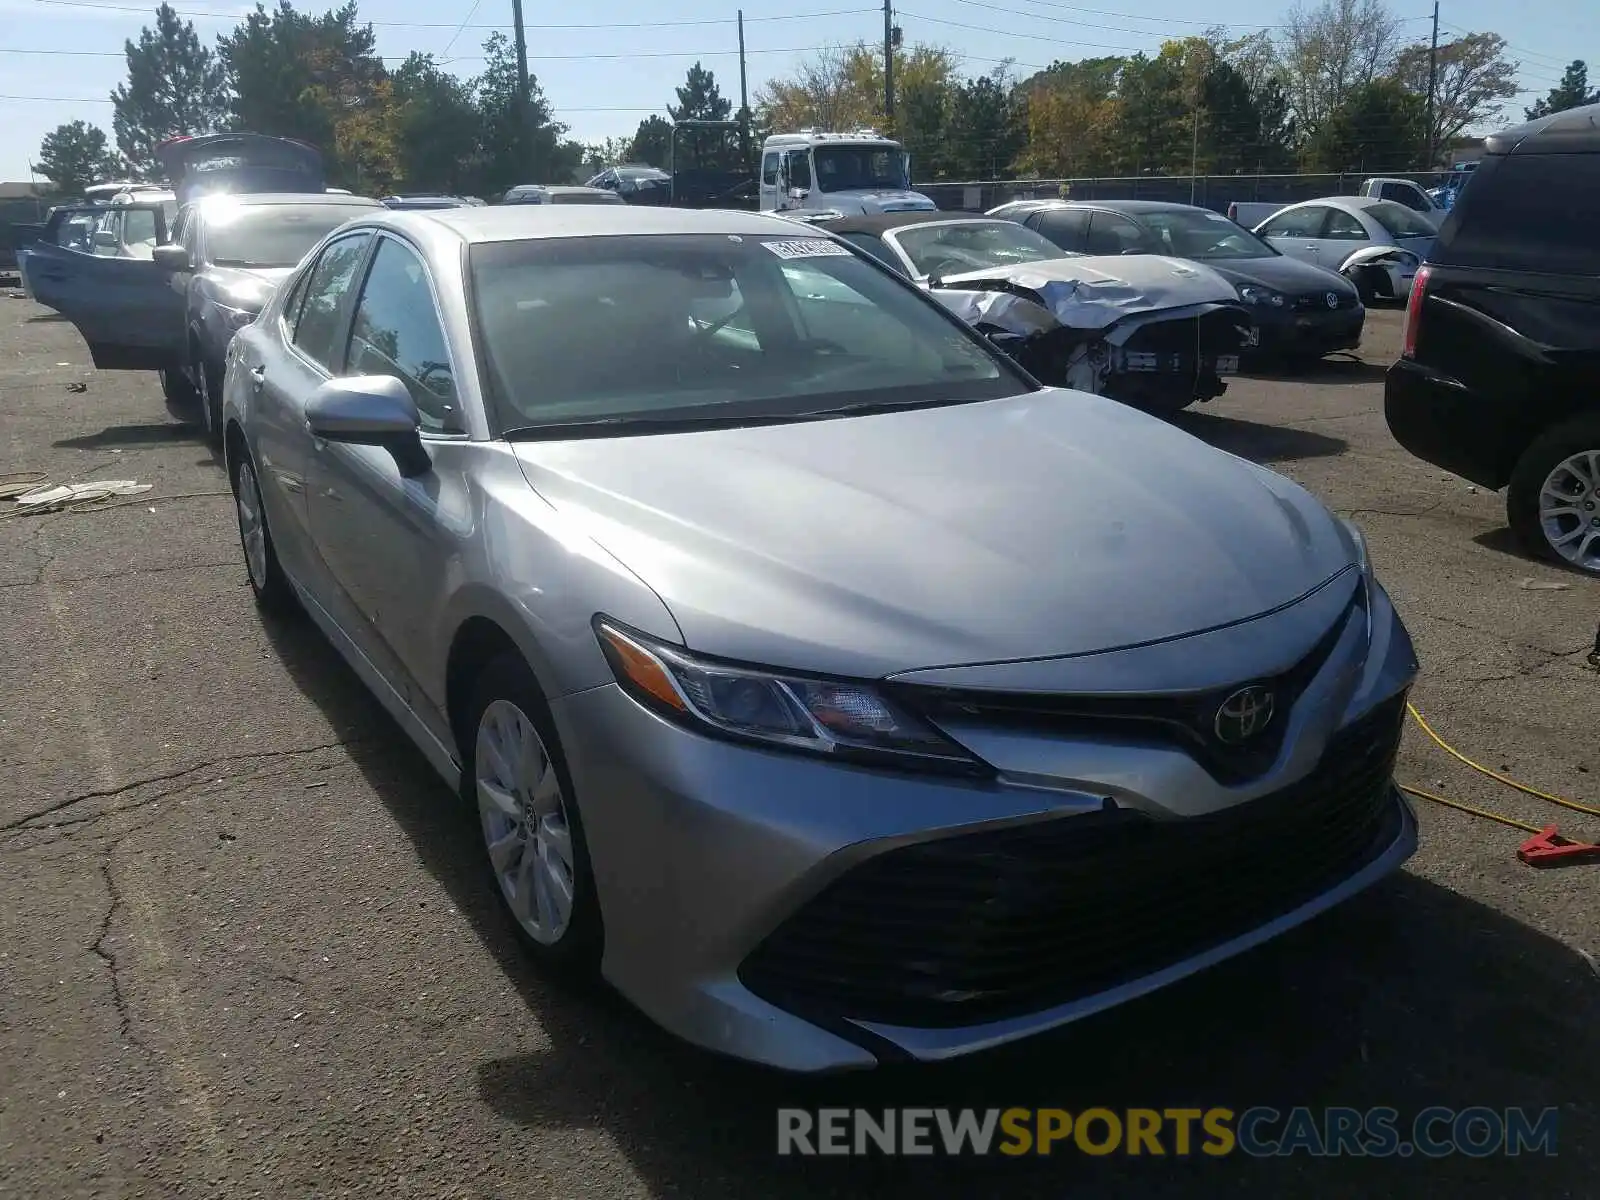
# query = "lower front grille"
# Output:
<box><xmin>739</xmin><ymin>694</ymin><xmax>1407</xmax><ymax>1029</ymax></box>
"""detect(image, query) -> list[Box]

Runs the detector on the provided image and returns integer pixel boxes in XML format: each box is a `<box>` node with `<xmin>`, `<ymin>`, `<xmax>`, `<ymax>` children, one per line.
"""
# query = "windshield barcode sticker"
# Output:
<box><xmin>761</xmin><ymin>238</ymin><xmax>851</xmax><ymax>260</ymax></box>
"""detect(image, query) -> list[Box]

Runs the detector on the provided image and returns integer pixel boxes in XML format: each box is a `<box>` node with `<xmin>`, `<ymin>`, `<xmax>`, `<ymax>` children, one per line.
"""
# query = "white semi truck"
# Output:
<box><xmin>759</xmin><ymin>130</ymin><xmax>938</xmax><ymax>215</ymax></box>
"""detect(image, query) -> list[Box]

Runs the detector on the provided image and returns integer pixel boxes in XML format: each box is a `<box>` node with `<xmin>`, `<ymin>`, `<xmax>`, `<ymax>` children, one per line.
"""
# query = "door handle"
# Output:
<box><xmin>249</xmin><ymin>364</ymin><xmax>265</xmax><ymax>390</ymax></box>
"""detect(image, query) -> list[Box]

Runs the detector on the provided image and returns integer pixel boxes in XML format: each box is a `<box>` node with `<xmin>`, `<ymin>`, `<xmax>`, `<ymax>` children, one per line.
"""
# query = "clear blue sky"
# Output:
<box><xmin>0</xmin><ymin>0</ymin><xmax>1591</xmax><ymax>181</ymax></box>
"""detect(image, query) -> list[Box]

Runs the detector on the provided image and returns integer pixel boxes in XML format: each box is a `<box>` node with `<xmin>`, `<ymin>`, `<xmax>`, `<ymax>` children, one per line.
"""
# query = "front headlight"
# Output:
<box><xmin>1237</xmin><ymin>284</ymin><xmax>1285</xmax><ymax>307</ymax></box>
<box><xmin>595</xmin><ymin>618</ymin><xmax>990</xmax><ymax>776</ymax></box>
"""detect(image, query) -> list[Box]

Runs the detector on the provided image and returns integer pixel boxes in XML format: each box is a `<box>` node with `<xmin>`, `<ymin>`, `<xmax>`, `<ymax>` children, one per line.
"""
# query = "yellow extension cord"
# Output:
<box><xmin>1401</xmin><ymin>702</ymin><xmax>1600</xmax><ymax>837</ymax></box>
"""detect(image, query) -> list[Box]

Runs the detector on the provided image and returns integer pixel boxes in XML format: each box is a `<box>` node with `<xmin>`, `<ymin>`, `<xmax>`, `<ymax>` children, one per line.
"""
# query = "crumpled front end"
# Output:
<box><xmin>930</xmin><ymin>276</ymin><xmax>1249</xmax><ymax>415</ymax></box>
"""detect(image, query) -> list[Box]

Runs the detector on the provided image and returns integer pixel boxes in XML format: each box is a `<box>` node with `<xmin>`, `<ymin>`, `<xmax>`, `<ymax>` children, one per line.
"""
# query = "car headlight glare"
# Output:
<box><xmin>595</xmin><ymin>619</ymin><xmax>989</xmax><ymax>775</ymax></box>
<box><xmin>1237</xmin><ymin>284</ymin><xmax>1285</xmax><ymax>307</ymax></box>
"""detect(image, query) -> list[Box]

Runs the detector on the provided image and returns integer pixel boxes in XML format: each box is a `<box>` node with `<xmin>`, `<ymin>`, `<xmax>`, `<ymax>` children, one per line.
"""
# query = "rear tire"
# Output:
<box><xmin>460</xmin><ymin>654</ymin><xmax>603</xmax><ymax>974</ymax></box>
<box><xmin>1507</xmin><ymin>415</ymin><xmax>1600</xmax><ymax>576</ymax></box>
<box><xmin>230</xmin><ymin>450</ymin><xmax>297</xmax><ymax>612</ymax></box>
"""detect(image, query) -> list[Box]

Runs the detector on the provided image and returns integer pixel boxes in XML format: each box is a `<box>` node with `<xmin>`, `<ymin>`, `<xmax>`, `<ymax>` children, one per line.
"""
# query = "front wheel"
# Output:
<box><xmin>463</xmin><ymin>656</ymin><xmax>603</xmax><ymax>972</ymax></box>
<box><xmin>1507</xmin><ymin>416</ymin><xmax>1600</xmax><ymax>575</ymax></box>
<box><xmin>199</xmin><ymin>356</ymin><xmax>225</xmax><ymax>449</ymax></box>
<box><xmin>160</xmin><ymin>365</ymin><xmax>199</xmax><ymax>424</ymax></box>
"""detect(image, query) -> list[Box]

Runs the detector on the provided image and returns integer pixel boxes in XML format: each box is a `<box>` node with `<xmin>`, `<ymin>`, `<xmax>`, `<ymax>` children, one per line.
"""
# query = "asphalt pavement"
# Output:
<box><xmin>1</xmin><ymin>297</ymin><xmax>1596</xmax><ymax>1198</ymax></box>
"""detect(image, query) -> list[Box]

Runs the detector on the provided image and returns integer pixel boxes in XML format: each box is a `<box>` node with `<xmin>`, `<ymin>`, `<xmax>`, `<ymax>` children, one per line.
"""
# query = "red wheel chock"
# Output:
<box><xmin>1517</xmin><ymin>825</ymin><xmax>1600</xmax><ymax>867</ymax></box>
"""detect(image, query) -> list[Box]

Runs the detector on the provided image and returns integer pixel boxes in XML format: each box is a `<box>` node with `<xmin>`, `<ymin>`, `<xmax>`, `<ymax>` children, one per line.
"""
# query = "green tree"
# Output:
<box><xmin>579</xmin><ymin>136</ymin><xmax>634</xmax><ymax>177</ymax></box>
<box><xmin>390</xmin><ymin>52</ymin><xmax>482</xmax><ymax>193</ymax></box>
<box><xmin>627</xmin><ymin>115</ymin><xmax>673</xmax><ymax>167</ymax></box>
<box><xmin>943</xmin><ymin>69</ymin><xmax>1023</xmax><ymax>179</ymax></box>
<box><xmin>1524</xmin><ymin>60</ymin><xmax>1598</xmax><ymax>119</ymax></box>
<box><xmin>473</xmin><ymin>31</ymin><xmax>577</xmax><ymax>192</ymax></box>
<box><xmin>1302</xmin><ymin>77</ymin><xmax>1424</xmax><ymax>171</ymax></box>
<box><xmin>1113</xmin><ymin>51</ymin><xmax>1189</xmax><ymax>174</ymax></box>
<box><xmin>217</xmin><ymin>1</ymin><xmax>393</xmax><ymax>189</ymax></box>
<box><xmin>1392</xmin><ymin>33</ymin><xmax>1518</xmax><ymax>159</ymax></box>
<box><xmin>110</xmin><ymin>3</ymin><xmax>230</xmax><ymax>178</ymax></box>
<box><xmin>667</xmin><ymin>62</ymin><xmax>734</xmax><ymax>170</ymax></box>
<box><xmin>1277</xmin><ymin>0</ymin><xmax>1405</xmax><ymax>134</ymax></box>
<box><xmin>33</xmin><ymin>121</ymin><xmax>124</xmax><ymax>195</ymax></box>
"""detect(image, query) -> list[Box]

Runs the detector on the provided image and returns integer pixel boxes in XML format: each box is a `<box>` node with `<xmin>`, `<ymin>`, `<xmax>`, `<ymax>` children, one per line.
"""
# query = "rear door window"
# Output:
<box><xmin>1260</xmin><ymin>206</ymin><xmax>1331</xmax><ymax>239</ymax></box>
<box><xmin>1031</xmin><ymin>207</ymin><xmax>1089</xmax><ymax>252</ymax></box>
<box><xmin>1436</xmin><ymin>153</ymin><xmax>1600</xmax><ymax>275</ymax></box>
<box><xmin>1324</xmin><ymin>208</ymin><xmax>1369</xmax><ymax>239</ymax></box>
<box><xmin>1365</xmin><ymin>201</ymin><xmax>1435</xmax><ymax>240</ymax></box>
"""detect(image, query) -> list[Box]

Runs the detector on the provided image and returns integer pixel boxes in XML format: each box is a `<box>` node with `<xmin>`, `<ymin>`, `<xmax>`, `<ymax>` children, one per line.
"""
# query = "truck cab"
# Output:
<box><xmin>758</xmin><ymin>130</ymin><xmax>937</xmax><ymax>215</ymax></box>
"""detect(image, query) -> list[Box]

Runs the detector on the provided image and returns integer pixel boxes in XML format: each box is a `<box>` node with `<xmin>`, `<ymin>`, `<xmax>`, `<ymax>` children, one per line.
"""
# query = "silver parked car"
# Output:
<box><xmin>221</xmin><ymin>205</ymin><xmax>1419</xmax><ymax>1073</ymax></box>
<box><xmin>1253</xmin><ymin>196</ymin><xmax>1436</xmax><ymax>303</ymax></box>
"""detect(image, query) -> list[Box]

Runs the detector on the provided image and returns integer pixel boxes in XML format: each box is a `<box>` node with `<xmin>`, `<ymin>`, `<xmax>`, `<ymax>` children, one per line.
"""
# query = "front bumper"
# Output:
<box><xmin>1246</xmin><ymin>305</ymin><xmax>1364</xmax><ymax>356</ymax></box>
<box><xmin>549</xmin><ymin>580</ymin><xmax>1419</xmax><ymax>1072</ymax></box>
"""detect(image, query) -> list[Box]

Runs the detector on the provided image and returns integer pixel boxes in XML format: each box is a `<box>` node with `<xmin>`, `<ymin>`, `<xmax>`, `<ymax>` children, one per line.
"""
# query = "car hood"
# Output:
<box><xmin>838</xmin><ymin>189</ymin><xmax>937</xmax><ymax>211</ymax></box>
<box><xmin>1199</xmin><ymin>255</ymin><xmax>1356</xmax><ymax>297</ymax></box>
<box><xmin>202</xmin><ymin>265</ymin><xmax>293</xmax><ymax>313</ymax></box>
<box><xmin>932</xmin><ymin>255</ymin><xmax>1238</xmax><ymax>332</ymax></box>
<box><xmin>512</xmin><ymin>390</ymin><xmax>1355</xmax><ymax>679</ymax></box>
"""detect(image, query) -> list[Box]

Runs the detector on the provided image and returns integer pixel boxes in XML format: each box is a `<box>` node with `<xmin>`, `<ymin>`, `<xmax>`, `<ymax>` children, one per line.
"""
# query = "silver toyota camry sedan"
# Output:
<box><xmin>221</xmin><ymin>205</ymin><xmax>1419</xmax><ymax>1073</ymax></box>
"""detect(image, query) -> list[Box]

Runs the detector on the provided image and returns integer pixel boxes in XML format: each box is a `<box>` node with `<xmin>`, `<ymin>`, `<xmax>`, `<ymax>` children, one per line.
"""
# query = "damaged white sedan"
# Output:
<box><xmin>797</xmin><ymin>212</ymin><xmax>1249</xmax><ymax>416</ymax></box>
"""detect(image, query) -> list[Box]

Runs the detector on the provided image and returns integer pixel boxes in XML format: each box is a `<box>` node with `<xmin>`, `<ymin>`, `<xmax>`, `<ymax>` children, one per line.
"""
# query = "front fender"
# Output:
<box><xmin>1338</xmin><ymin>245</ymin><xmax>1417</xmax><ymax>274</ymax></box>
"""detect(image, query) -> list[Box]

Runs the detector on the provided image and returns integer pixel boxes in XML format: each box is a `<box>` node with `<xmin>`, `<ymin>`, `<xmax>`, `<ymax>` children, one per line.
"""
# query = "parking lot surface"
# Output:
<box><xmin>2</xmin><ymin>298</ymin><xmax>1596</xmax><ymax>1198</ymax></box>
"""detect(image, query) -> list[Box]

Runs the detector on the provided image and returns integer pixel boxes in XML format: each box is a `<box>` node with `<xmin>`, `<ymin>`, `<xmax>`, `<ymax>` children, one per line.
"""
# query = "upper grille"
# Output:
<box><xmin>891</xmin><ymin>578</ymin><xmax>1364</xmax><ymax>784</ymax></box>
<box><xmin>738</xmin><ymin>693</ymin><xmax>1407</xmax><ymax>1030</ymax></box>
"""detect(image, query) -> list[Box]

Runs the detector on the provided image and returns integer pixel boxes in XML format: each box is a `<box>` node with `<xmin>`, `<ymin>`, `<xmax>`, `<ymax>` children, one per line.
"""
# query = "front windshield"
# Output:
<box><xmin>205</xmin><ymin>203</ymin><xmax>375</xmax><ymax>268</ymax></box>
<box><xmin>1137</xmin><ymin>209</ymin><xmax>1276</xmax><ymax>260</ymax></box>
<box><xmin>893</xmin><ymin>220</ymin><xmax>1067</xmax><ymax>277</ymax></box>
<box><xmin>468</xmin><ymin>233</ymin><xmax>1023</xmax><ymax>435</ymax></box>
<box><xmin>813</xmin><ymin>145</ymin><xmax>909</xmax><ymax>191</ymax></box>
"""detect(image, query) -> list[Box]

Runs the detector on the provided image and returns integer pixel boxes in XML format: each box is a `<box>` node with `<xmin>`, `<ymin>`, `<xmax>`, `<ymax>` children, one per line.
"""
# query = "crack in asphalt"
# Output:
<box><xmin>1341</xmin><ymin>498</ymin><xmax>1447</xmax><ymax>521</ymax></box>
<box><xmin>0</xmin><ymin>558</ymin><xmax>240</xmax><ymax>590</ymax></box>
<box><xmin>0</xmin><ymin>740</ymin><xmax>370</xmax><ymax>835</ymax></box>
<box><xmin>90</xmin><ymin>844</ymin><xmax>151</xmax><ymax>1056</ymax></box>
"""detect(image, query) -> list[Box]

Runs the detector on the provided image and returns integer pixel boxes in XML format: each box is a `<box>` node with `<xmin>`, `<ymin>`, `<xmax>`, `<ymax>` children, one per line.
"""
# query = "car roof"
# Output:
<box><xmin>1270</xmin><ymin>195</ymin><xmax>1379</xmax><ymax>214</ymax></box>
<box><xmin>1485</xmin><ymin>100</ymin><xmax>1600</xmax><ymax>155</ymax></box>
<box><xmin>808</xmin><ymin>211</ymin><xmax>983</xmax><ymax>236</ymax></box>
<box><xmin>374</xmin><ymin>204</ymin><xmax>834</xmax><ymax>244</ymax></box>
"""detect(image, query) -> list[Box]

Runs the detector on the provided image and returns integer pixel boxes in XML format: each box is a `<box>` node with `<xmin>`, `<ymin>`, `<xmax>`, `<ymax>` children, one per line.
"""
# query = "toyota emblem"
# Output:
<box><xmin>1325</xmin><ymin>291</ymin><xmax>1339</xmax><ymax>309</ymax></box>
<box><xmin>1214</xmin><ymin>686</ymin><xmax>1276</xmax><ymax>744</ymax></box>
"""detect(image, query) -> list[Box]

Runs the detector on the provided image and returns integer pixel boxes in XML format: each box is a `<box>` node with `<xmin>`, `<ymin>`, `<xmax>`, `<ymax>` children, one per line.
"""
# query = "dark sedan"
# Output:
<box><xmin>989</xmin><ymin>199</ymin><xmax>1365</xmax><ymax>361</ymax></box>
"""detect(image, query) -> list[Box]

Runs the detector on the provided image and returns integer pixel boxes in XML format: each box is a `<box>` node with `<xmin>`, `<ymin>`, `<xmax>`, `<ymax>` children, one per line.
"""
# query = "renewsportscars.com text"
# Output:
<box><xmin>777</xmin><ymin>1106</ymin><xmax>1559</xmax><ymax>1158</ymax></box>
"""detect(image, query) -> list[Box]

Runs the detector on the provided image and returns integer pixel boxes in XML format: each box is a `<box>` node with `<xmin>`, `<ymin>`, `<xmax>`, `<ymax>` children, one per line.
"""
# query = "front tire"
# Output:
<box><xmin>160</xmin><ymin>365</ymin><xmax>199</xmax><ymax>424</ymax></box>
<box><xmin>1507</xmin><ymin>415</ymin><xmax>1600</xmax><ymax>575</ymax></box>
<box><xmin>231</xmin><ymin>451</ymin><xmax>297</xmax><ymax>612</ymax></box>
<box><xmin>462</xmin><ymin>655</ymin><xmax>602</xmax><ymax>972</ymax></box>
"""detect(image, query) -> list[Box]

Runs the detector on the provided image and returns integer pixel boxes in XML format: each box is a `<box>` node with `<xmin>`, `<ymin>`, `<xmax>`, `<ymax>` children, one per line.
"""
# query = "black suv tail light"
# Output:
<box><xmin>1400</xmin><ymin>265</ymin><xmax>1431</xmax><ymax>359</ymax></box>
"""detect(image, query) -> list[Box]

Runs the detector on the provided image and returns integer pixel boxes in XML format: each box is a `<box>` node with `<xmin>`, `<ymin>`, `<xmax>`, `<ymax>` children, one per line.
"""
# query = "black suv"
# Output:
<box><xmin>1385</xmin><ymin>103</ymin><xmax>1600</xmax><ymax>575</ymax></box>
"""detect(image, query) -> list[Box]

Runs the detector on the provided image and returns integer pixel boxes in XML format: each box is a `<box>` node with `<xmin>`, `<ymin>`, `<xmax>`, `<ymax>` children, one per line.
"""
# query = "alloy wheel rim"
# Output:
<box><xmin>1537</xmin><ymin>449</ymin><xmax>1600</xmax><ymax>573</ymax></box>
<box><xmin>475</xmin><ymin>699</ymin><xmax>575</xmax><ymax>944</ymax></box>
<box><xmin>236</xmin><ymin>461</ymin><xmax>268</xmax><ymax>588</ymax></box>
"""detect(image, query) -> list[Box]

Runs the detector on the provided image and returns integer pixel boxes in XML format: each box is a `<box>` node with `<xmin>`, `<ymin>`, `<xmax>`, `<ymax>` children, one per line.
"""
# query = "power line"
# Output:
<box><xmin>440</xmin><ymin>0</ymin><xmax>484</xmax><ymax>58</ymax></box>
<box><xmin>899</xmin><ymin>10</ymin><xmax>1151</xmax><ymax>53</ymax></box>
<box><xmin>19</xmin><ymin>0</ymin><xmax>878</xmax><ymax>28</ymax></box>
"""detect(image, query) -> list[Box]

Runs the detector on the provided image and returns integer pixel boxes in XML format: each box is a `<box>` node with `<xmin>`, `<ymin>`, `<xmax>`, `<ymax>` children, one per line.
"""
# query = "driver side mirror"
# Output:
<box><xmin>152</xmin><ymin>244</ymin><xmax>191</xmax><ymax>271</ymax></box>
<box><xmin>788</xmin><ymin>186</ymin><xmax>808</xmax><ymax>201</ymax></box>
<box><xmin>305</xmin><ymin>376</ymin><xmax>430</xmax><ymax>476</ymax></box>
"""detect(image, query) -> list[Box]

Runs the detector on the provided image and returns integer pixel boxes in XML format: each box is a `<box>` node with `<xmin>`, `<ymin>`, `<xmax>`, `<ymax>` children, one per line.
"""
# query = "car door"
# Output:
<box><xmin>246</xmin><ymin>229</ymin><xmax>375</xmax><ymax>596</ymax></box>
<box><xmin>1257</xmin><ymin>205</ymin><xmax>1331</xmax><ymax>265</ymax></box>
<box><xmin>304</xmin><ymin>233</ymin><xmax>467</xmax><ymax>707</ymax></box>
<box><xmin>26</xmin><ymin>216</ymin><xmax>186</xmax><ymax>369</ymax></box>
<box><xmin>1082</xmin><ymin>210</ymin><xmax>1151</xmax><ymax>255</ymax></box>
<box><xmin>1319</xmin><ymin>205</ymin><xmax>1374</xmax><ymax>268</ymax></box>
<box><xmin>1027</xmin><ymin>207</ymin><xmax>1090</xmax><ymax>253</ymax></box>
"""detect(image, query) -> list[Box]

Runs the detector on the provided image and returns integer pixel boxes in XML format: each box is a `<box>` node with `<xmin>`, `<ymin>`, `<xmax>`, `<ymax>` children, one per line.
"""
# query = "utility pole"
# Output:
<box><xmin>882</xmin><ymin>0</ymin><xmax>895</xmax><ymax>131</ymax></box>
<box><xmin>737</xmin><ymin>9</ymin><xmax>750</xmax><ymax>172</ymax></box>
<box><xmin>510</xmin><ymin>0</ymin><xmax>536</xmax><ymax>180</ymax></box>
<box><xmin>1424</xmin><ymin>0</ymin><xmax>1440</xmax><ymax>168</ymax></box>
